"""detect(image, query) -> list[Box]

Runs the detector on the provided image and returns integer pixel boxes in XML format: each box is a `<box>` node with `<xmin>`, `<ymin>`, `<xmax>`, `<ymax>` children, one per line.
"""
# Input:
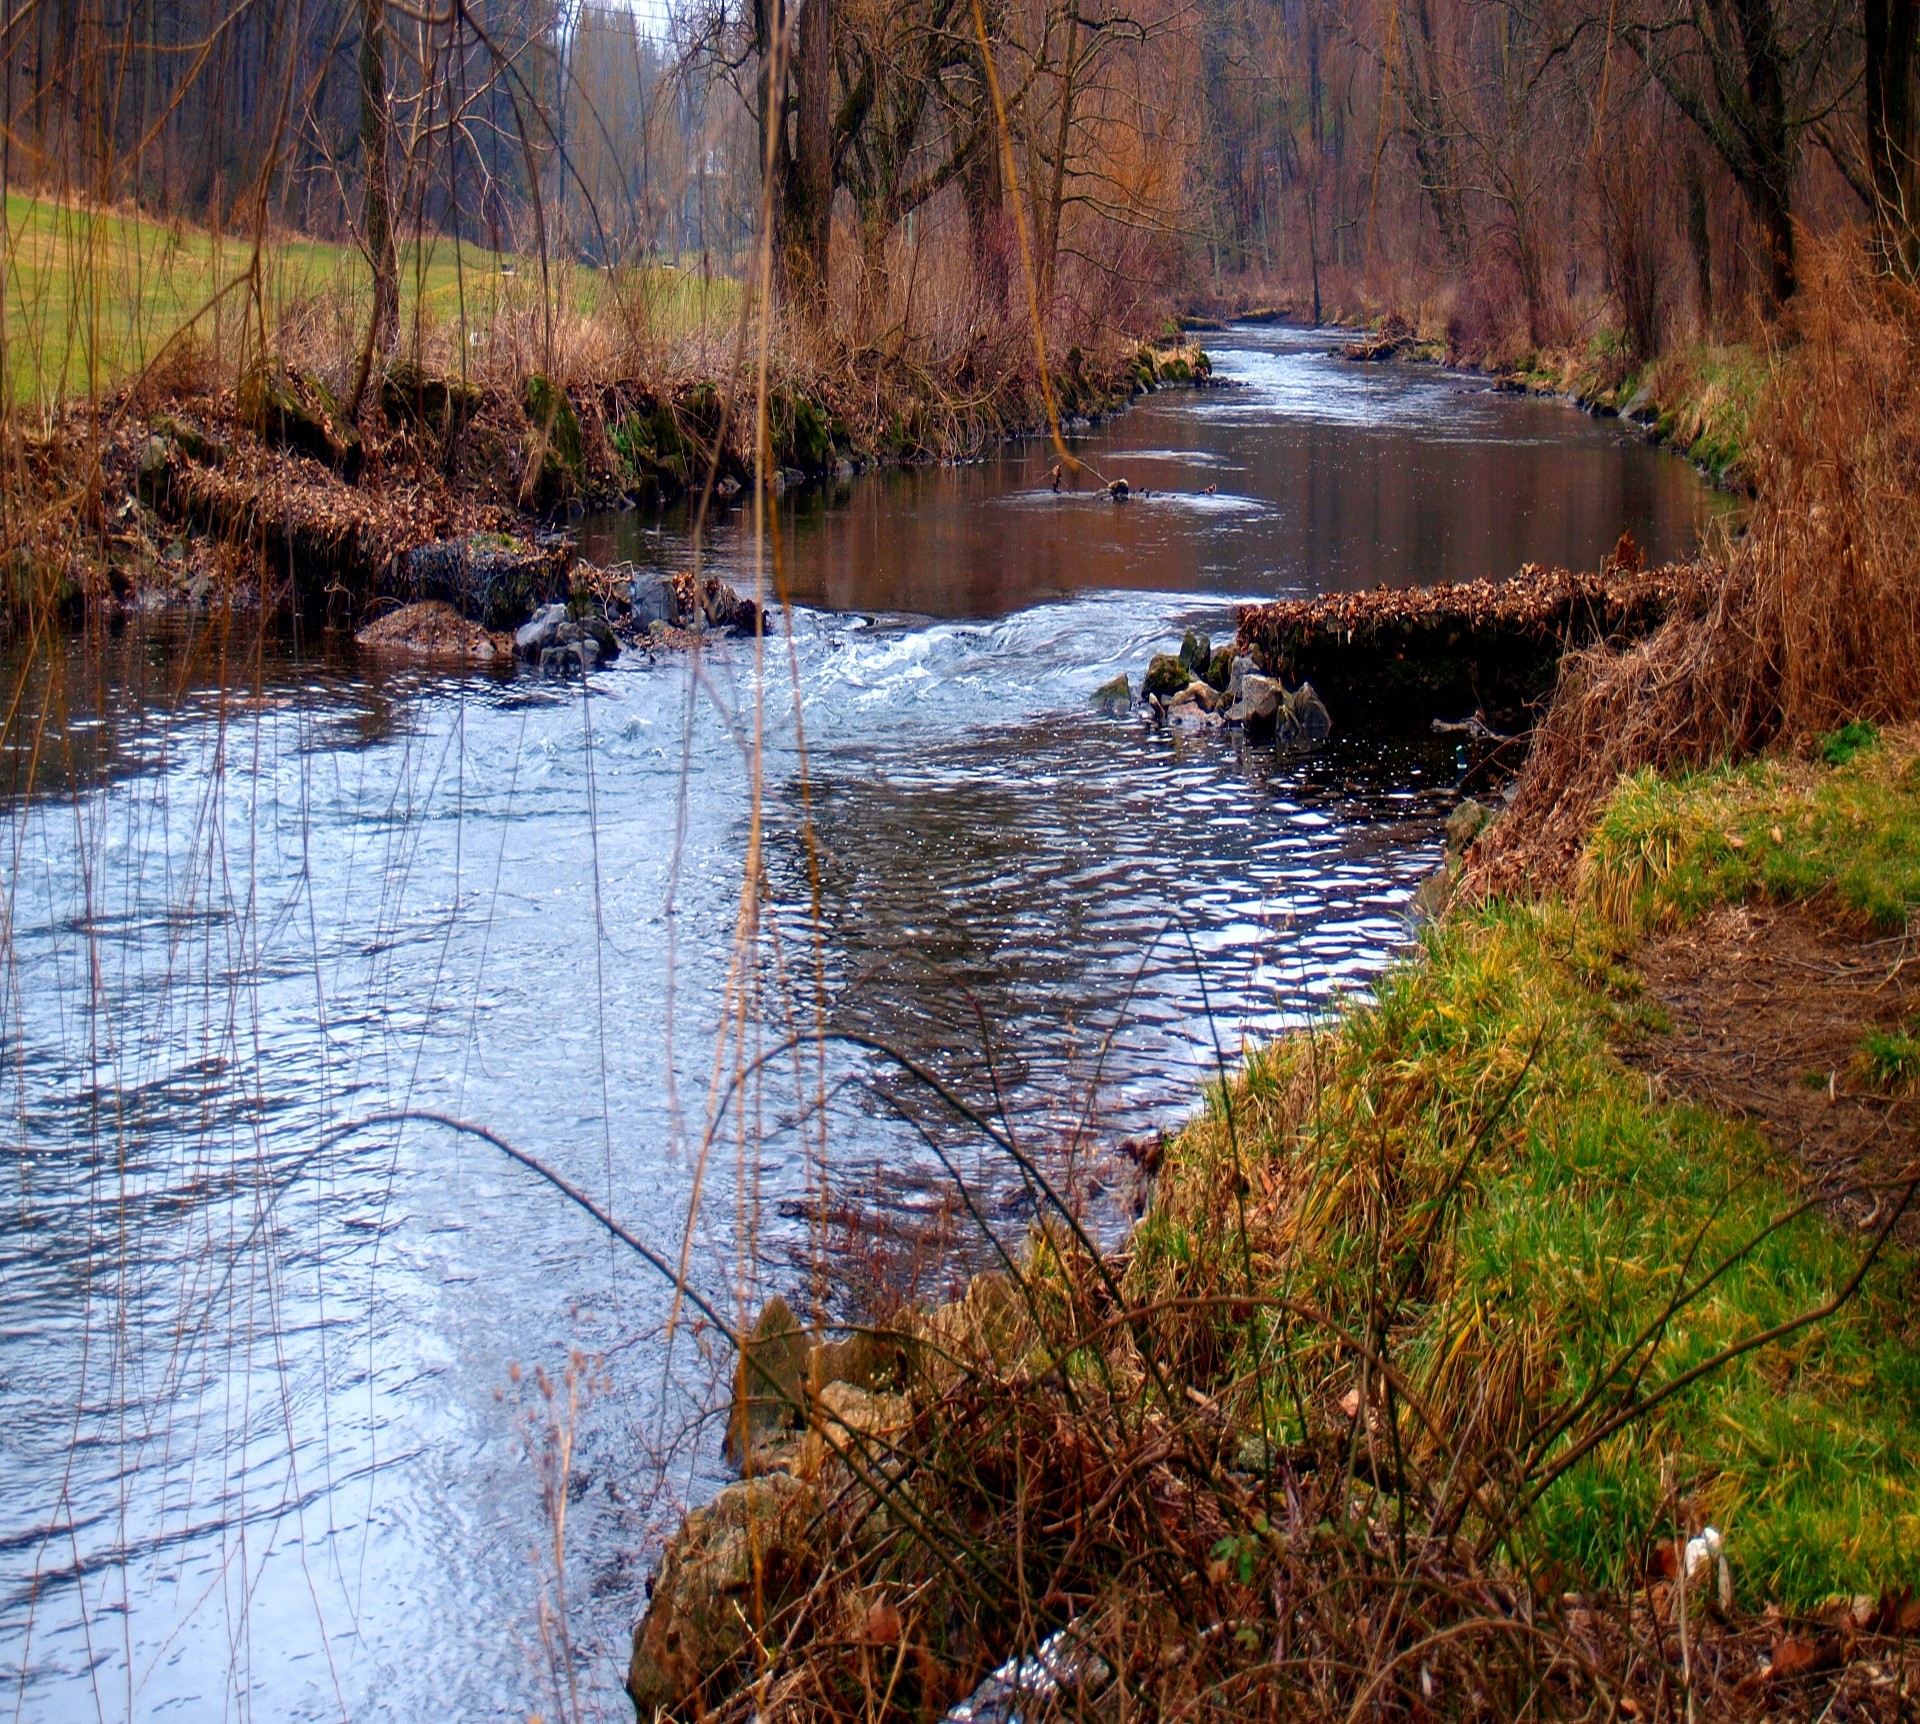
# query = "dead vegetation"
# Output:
<box><xmin>1466</xmin><ymin>243</ymin><xmax>1920</xmax><ymax>897</ymax></box>
<box><xmin>1232</xmin><ymin>550</ymin><xmax>1694</xmax><ymax>732</ymax></box>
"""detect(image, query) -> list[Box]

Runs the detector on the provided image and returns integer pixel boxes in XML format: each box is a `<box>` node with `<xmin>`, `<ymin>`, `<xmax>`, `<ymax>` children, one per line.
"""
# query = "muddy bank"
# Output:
<box><xmin>1231</xmin><ymin>553</ymin><xmax>1697</xmax><ymax>733</ymax></box>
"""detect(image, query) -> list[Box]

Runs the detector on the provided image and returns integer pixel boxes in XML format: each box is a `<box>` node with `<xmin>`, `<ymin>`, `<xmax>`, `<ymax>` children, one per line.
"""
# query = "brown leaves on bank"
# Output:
<box><xmin>1233</xmin><ymin>559</ymin><xmax>1696</xmax><ymax>669</ymax></box>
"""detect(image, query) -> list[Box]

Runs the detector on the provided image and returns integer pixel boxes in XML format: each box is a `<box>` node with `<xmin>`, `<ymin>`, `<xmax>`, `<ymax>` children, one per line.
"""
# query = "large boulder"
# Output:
<box><xmin>1142</xmin><ymin>653</ymin><xmax>1191</xmax><ymax>700</ymax></box>
<box><xmin>395</xmin><ymin>532</ymin><xmax>573</xmax><ymax>629</ymax></box>
<box><xmin>626</xmin><ymin>1470</ymin><xmax>820</xmax><ymax>1718</ymax></box>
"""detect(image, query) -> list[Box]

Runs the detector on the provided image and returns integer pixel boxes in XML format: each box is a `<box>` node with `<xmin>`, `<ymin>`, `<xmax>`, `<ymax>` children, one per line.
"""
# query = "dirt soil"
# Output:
<box><xmin>1620</xmin><ymin>900</ymin><xmax>1920</xmax><ymax>1242</ymax></box>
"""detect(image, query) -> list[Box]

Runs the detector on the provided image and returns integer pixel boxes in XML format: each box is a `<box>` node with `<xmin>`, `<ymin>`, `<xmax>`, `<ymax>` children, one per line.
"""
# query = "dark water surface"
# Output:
<box><xmin>1</xmin><ymin>326</ymin><xmax>1725</xmax><ymax>1721</ymax></box>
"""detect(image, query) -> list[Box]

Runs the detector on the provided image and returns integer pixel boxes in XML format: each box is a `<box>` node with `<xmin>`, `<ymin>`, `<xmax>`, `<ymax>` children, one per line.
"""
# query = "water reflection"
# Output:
<box><xmin>584</xmin><ymin>324</ymin><xmax>1735</xmax><ymax>617</ymax></box>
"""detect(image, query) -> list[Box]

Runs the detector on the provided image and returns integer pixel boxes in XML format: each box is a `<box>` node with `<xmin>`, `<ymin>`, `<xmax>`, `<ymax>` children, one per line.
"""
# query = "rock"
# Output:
<box><xmin>1284</xmin><ymin>681</ymin><xmax>1332</xmax><ymax>741</ymax></box>
<box><xmin>1445</xmin><ymin>797</ymin><xmax>1492</xmax><ymax>854</ymax></box>
<box><xmin>1171</xmin><ymin>679</ymin><xmax>1220</xmax><ymax>713</ymax></box>
<box><xmin>135</xmin><ymin>435</ymin><xmax>173</xmax><ymax>507</ymax></box>
<box><xmin>1206</xmin><ymin>644</ymin><xmax>1235</xmax><ymax>690</ymax></box>
<box><xmin>539</xmin><ymin>637</ymin><xmax>599</xmax><ymax>673</ymax></box>
<box><xmin>815</xmin><ymin>1379</ymin><xmax>912</xmax><ymax>1448</ymax></box>
<box><xmin>726</xmin><ymin>1296</ymin><xmax>810</xmax><ymax>1469</ymax></box>
<box><xmin>237</xmin><ymin>358</ymin><xmax>361</xmax><ymax>474</ymax></box>
<box><xmin>357</xmin><ymin>600</ymin><xmax>501</xmax><ymax>660</ymax></box>
<box><xmin>396</xmin><ymin>531</ymin><xmax>573</xmax><ymax>629</ymax></box>
<box><xmin>1177</xmin><ymin>629</ymin><xmax>1212</xmax><ymax>675</ymax></box>
<box><xmin>629</xmin><ymin>569</ymin><xmax>761</xmax><ymax>635</ymax></box>
<box><xmin>1226</xmin><ymin>672</ymin><xmax>1282</xmax><ymax>738</ymax></box>
<box><xmin>521</xmin><ymin>373</ymin><xmax>585</xmax><ymax>510</ymax></box>
<box><xmin>515</xmin><ymin>602</ymin><xmax>568</xmax><ymax>656</ymax></box>
<box><xmin>151</xmin><ymin>413</ymin><xmax>229</xmax><ymax>466</ymax></box>
<box><xmin>1142</xmin><ymin>653</ymin><xmax>1191</xmax><ymax>700</ymax></box>
<box><xmin>1226</xmin><ymin>652</ymin><xmax>1259</xmax><ymax>701</ymax></box>
<box><xmin>627</xmin><ymin>1470</ymin><xmax>819</xmax><ymax>1717</ymax></box>
<box><xmin>1092</xmin><ymin>673</ymin><xmax>1132</xmax><ymax>715</ymax></box>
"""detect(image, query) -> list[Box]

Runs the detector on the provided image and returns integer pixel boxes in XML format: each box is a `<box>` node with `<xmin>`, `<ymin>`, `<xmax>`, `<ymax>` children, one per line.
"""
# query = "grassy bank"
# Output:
<box><xmin>627</xmin><ymin>729</ymin><xmax>1920</xmax><ymax>1722</ymax></box>
<box><xmin>0</xmin><ymin>189</ymin><xmax>1202</xmax><ymax>627</ymax></box>
<box><xmin>1144</xmin><ymin>728</ymin><xmax>1920</xmax><ymax>1610</ymax></box>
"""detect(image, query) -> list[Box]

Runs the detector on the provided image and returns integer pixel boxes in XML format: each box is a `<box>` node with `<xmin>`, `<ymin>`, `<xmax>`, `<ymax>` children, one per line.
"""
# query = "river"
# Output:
<box><xmin>0</xmin><ymin>325</ymin><xmax>1728</xmax><ymax>1722</ymax></box>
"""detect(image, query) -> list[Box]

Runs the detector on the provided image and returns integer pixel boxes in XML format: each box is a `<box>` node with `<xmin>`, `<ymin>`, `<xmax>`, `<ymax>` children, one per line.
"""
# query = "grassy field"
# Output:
<box><xmin>0</xmin><ymin>191</ymin><xmax>742</xmax><ymax>407</ymax></box>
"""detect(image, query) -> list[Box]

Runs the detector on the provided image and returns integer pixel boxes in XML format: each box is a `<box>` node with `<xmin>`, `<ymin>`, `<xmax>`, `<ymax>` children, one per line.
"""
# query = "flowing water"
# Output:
<box><xmin>0</xmin><ymin>325</ymin><xmax>1729</xmax><ymax>1722</ymax></box>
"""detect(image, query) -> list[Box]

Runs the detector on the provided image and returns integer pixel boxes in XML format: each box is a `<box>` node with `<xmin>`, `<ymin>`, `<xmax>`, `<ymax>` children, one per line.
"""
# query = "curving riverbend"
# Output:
<box><xmin>0</xmin><ymin>326</ymin><xmax>1728</xmax><ymax>1721</ymax></box>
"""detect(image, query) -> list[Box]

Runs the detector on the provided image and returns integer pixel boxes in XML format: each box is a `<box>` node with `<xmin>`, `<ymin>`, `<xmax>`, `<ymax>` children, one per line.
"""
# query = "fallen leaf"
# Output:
<box><xmin>1768</xmin><ymin>1633</ymin><xmax>1840</xmax><ymax>1680</ymax></box>
<box><xmin>861</xmin><ymin>1601</ymin><xmax>902</xmax><ymax>1645</ymax></box>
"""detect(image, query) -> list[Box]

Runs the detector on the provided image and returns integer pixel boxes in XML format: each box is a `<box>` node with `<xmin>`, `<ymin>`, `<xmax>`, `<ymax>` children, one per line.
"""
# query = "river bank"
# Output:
<box><xmin>621</xmin><ymin>725</ymin><xmax>1920</xmax><ymax>1723</ymax></box>
<box><xmin>1</xmin><ymin>329</ymin><xmax>1212</xmax><ymax>635</ymax></box>
<box><xmin>613</xmin><ymin>256</ymin><xmax>1920</xmax><ymax>1723</ymax></box>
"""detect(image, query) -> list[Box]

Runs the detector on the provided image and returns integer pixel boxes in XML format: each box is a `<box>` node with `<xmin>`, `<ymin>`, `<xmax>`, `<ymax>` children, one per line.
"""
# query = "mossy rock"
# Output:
<box><xmin>1144</xmin><ymin>653</ymin><xmax>1192</xmax><ymax>699</ymax></box>
<box><xmin>381</xmin><ymin>360</ymin><xmax>479</xmax><ymax>439</ymax></box>
<box><xmin>726</xmin><ymin>1295</ymin><xmax>810</xmax><ymax>1468</ymax></box>
<box><xmin>1178</xmin><ymin>629</ymin><xmax>1212</xmax><ymax>674</ymax></box>
<box><xmin>1206</xmin><ymin>644</ymin><xmax>1235</xmax><ymax>690</ymax></box>
<box><xmin>627</xmin><ymin>1471</ymin><xmax>820</xmax><ymax>1718</ymax></box>
<box><xmin>238</xmin><ymin>359</ymin><xmax>361</xmax><ymax>475</ymax></box>
<box><xmin>521</xmin><ymin>373</ymin><xmax>585</xmax><ymax>510</ymax></box>
<box><xmin>1094</xmin><ymin>673</ymin><xmax>1132</xmax><ymax>715</ymax></box>
<box><xmin>773</xmin><ymin>390</ymin><xmax>833</xmax><ymax>476</ymax></box>
<box><xmin>614</xmin><ymin>400</ymin><xmax>691</xmax><ymax>492</ymax></box>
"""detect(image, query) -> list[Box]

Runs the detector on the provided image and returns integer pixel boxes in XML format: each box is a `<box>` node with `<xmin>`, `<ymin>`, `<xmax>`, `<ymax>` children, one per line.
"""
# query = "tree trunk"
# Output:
<box><xmin>1686</xmin><ymin>155</ymin><xmax>1715</xmax><ymax>334</ymax></box>
<box><xmin>1867</xmin><ymin>0</ymin><xmax>1918</xmax><ymax>273</ymax></box>
<box><xmin>359</xmin><ymin>0</ymin><xmax>398</xmax><ymax>356</ymax></box>
<box><xmin>781</xmin><ymin>0</ymin><xmax>835</xmax><ymax>316</ymax></box>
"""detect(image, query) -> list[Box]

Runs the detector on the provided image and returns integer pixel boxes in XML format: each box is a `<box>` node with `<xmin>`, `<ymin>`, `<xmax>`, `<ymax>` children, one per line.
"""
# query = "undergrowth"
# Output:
<box><xmin>1137</xmin><ymin>890</ymin><xmax>1920</xmax><ymax>1608</ymax></box>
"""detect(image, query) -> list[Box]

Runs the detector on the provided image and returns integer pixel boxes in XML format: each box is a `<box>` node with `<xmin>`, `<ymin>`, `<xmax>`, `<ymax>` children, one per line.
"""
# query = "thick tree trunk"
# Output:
<box><xmin>780</xmin><ymin>0</ymin><xmax>835</xmax><ymax>316</ymax></box>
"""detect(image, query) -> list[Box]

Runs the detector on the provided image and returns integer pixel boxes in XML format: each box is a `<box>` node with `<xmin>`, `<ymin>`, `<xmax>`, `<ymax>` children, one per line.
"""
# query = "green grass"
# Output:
<box><xmin>1858</xmin><ymin>1022</ymin><xmax>1920</xmax><ymax>1091</ymax></box>
<box><xmin>1586</xmin><ymin>724</ymin><xmax>1920</xmax><ymax>929</ymax></box>
<box><xmin>1130</xmin><ymin>735</ymin><xmax>1920</xmax><ymax>1608</ymax></box>
<box><xmin>1</xmin><ymin>191</ymin><xmax>741</xmax><ymax>407</ymax></box>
